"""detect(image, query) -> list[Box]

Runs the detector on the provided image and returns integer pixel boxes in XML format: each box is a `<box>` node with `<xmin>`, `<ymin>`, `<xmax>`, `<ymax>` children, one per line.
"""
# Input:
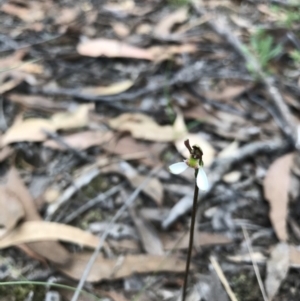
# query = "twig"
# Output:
<box><xmin>63</xmin><ymin>182</ymin><xmax>125</xmax><ymax>224</ymax></box>
<box><xmin>192</xmin><ymin>3</ymin><xmax>297</xmax><ymax>146</ymax></box>
<box><xmin>70</xmin><ymin>164</ymin><xmax>162</xmax><ymax>301</ymax></box>
<box><xmin>182</xmin><ymin>169</ymin><xmax>199</xmax><ymax>301</ymax></box>
<box><xmin>242</xmin><ymin>226</ymin><xmax>268</xmax><ymax>301</ymax></box>
<box><xmin>46</xmin><ymin>167</ymin><xmax>101</xmax><ymax>219</ymax></box>
<box><xmin>209</xmin><ymin>256</ymin><xmax>239</xmax><ymax>301</ymax></box>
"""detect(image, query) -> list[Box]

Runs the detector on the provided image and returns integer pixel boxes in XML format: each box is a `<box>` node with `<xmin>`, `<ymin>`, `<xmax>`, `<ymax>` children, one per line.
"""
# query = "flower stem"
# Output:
<box><xmin>182</xmin><ymin>169</ymin><xmax>199</xmax><ymax>301</ymax></box>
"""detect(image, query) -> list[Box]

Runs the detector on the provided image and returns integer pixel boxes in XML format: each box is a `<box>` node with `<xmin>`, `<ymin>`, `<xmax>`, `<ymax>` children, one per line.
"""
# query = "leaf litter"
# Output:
<box><xmin>1</xmin><ymin>0</ymin><xmax>300</xmax><ymax>300</ymax></box>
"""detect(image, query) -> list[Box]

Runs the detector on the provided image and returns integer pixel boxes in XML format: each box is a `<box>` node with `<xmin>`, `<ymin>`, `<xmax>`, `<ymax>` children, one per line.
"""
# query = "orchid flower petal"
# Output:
<box><xmin>169</xmin><ymin>162</ymin><xmax>188</xmax><ymax>174</ymax></box>
<box><xmin>196</xmin><ymin>167</ymin><xmax>209</xmax><ymax>191</ymax></box>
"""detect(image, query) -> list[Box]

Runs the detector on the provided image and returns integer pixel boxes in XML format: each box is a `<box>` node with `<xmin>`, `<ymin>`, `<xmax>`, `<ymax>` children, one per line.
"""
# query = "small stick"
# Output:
<box><xmin>242</xmin><ymin>226</ymin><xmax>268</xmax><ymax>301</ymax></box>
<box><xmin>182</xmin><ymin>169</ymin><xmax>199</xmax><ymax>301</ymax></box>
<box><xmin>210</xmin><ymin>256</ymin><xmax>239</xmax><ymax>301</ymax></box>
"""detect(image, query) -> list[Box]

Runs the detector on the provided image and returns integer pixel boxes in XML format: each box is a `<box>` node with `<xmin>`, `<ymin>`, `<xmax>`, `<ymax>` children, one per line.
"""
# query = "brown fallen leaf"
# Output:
<box><xmin>108</xmin><ymin>239</ymin><xmax>140</xmax><ymax>252</ymax></box>
<box><xmin>17</xmin><ymin>244</ymin><xmax>48</xmax><ymax>265</ymax></box>
<box><xmin>153</xmin><ymin>7</ymin><xmax>188</xmax><ymax>37</ymax></box>
<box><xmin>81</xmin><ymin>80</ymin><xmax>134</xmax><ymax>96</ymax></box>
<box><xmin>4</xmin><ymin>168</ymin><xmax>70</xmax><ymax>265</ymax></box>
<box><xmin>2</xmin><ymin>118</ymin><xmax>56</xmax><ymax>145</ymax></box>
<box><xmin>59</xmin><ymin>252</ymin><xmax>190</xmax><ymax>282</ymax></box>
<box><xmin>2</xmin><ymin>104</ymin><xmax>91</xmax><ymax>145</ymax></box>
<box><xmin>289</xmin><ymin>245</ymin><xmax>300</xmax><ymax>267</ymax></box>
<box><xmin>227</xmin><ymin>252</ymin><xmax>267</xmax><ymax>264</ymax></box>
<box><xmin>1</xmin><ymin>2</ymin><xmax>45</xmax><ymax>22</ymax></box>
<box><xmin>77</xmin><ymin>38</ymin><xmax>195</xmax><ymax>62</ymax></box>
<box><xmin>102</xmin><ymin>135</ymin><xmax>162</xmax><ymax>167</ymax></box>
<box><xmin>149</xmin><ymin>44</ymin><xmax>196</xmax><ymax>62</ymax></box>
<box><xmin>0</xmin><ymin>187</ymin><xmax>24</xmax><ymax>238</ymax></box>
<box><xmin>104</xmin><ymin>0</ymin><xmax>153</xmax><ymax>16</ymax></box>
<box><xmin>109</xmin><ymin>113</ymin><xmax>185</xmax><ymax>142</ymax></box>
<box><xmin>183</xmin><ymin>104</ymin><xmax>214</xmax><ymax>122</ymax></box>
<box><xmin>0</xmin><ymin>50</ymin><xmax>26</xmax><ymax>70</ymax></box>
<box><xmin>44</xmin><ymin>131</ymin><xmax>113</xmax><ymax>151</ymax></box>
<box><xmin>103</xmin><ymin>0</ymin><xmax>135</xmax><ymax>14</ymax></box>
<box><xmin>203</xmin><ymin>85</ymin><xmax>251</xmax><ymax>101</ymax></box>
<box><xmin>0</xmin><ymin>146</ymin><xmax>13</xmax><ymax>162</ymax></box>
<box><xmin>7</xmin><ymin>94</ymin><xmax>68</xmax><ymax>112</ymax></box>
<box><xmin>77</xmin><ymin>38</ymin><xmax>154</xmax><ymax>60</ymax></box>
<box><xmin>0</xmin><ymin>221</ymin><xmax>101</xmax><ymax>249</ymax></box>
<box><xmin>263</xmin><ymin>153</ymin><xmax>293</xmax><ymax>241</ymax></box>
<box><xmin>265</xmin><ymin>242</ymin><xmax>289</xmax><ymax>301</ymax></box>
<box><xmin>0</xmin><ymin>77</ymin><xmax>23</xmax><ymax>94</ymax></box>
<box><xmin>18</xmin><ymin>62</ymin><xmax>43</xmax><ymax>74</ymax></box>
<box><xmin>51</xmin><ymin>104</ymin><xmax>91</xmax><ymax>130</ymax></box>
<box><xmin>129</xmin><ymin>208</ymin><xmax>164</xmax><ymax>255</ymax></box>
<box><xmin>161</xmin><ymin>231</ymin><xmax>231</xmax><ymax>250</ymax></box>
<box><xmin>55</xmin><ymin>7</ymin><xmax>79</xmax><ymax>25</ymax></box>
<box><xmin>112</xmin><ymin>22</ymin><xmax>130</xmax><ymax>38</ymax></box>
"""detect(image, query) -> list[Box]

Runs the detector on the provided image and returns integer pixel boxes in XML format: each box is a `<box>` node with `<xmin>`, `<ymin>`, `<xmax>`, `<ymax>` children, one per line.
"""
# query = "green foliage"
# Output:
<box><xmin>168</xmin><ymin>0</ymin><xmax>190</xmax><ymax>6</ymax></box>
<box><xmin>271</xmin><ymin>4</ymin><xmax>300</xmax><ymax>28</ymax></box>
<box><xmin>0</xmin><ymin>283</ymin><xmax>45</xmax><ymax>301</ymax></box>
<box><xmin>290</xmin><ymin>50</ymin><xmax>300</xmax><ymax>64</ymax></box>
<box><xmin>249</xmin><ymin>29</ymin><xmax>282</xmax><ymax>70</ymax></box>
<box><xmin>282</xmin><ymin>9</ymin><xmax>300</xmax><ymax>27</ymax></box>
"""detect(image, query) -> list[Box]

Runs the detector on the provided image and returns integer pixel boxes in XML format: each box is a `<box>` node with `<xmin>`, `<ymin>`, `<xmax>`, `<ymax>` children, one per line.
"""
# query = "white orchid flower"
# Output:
<box><xmin>169</xmin><ymin>142</ymin><xmax>209</xmax><ymax>191</ymax></box>
<box><xmin>169</xmin><ymin>161</ymin><xmax>209</xmax><ymax>191</ymax></box>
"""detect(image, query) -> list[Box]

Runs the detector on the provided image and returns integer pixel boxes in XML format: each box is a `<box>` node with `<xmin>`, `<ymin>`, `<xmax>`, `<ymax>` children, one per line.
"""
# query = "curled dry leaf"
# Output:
<box><xmin>0</xmin><ymin>77</ymin><xmax>24</xmax><ymax>94</ymax></box>
<box><xmin>4</xmin><ymin>168</ymin><xmax>70</xmax><ymax>265</ymax></box>
<box><xmin>2</xmin><ymin>119</ymin><xmax>56</xmax><ymax>145</ymax></box>
<box><xmin>44</xmin><ymin>131</ymin><xmax>113</xmax><ymax>151</ymax></box>
<box><xmin>203</xmin><ymin>85</ymin><xmax>251</xmax><ymax>101</ymax></box>
<box><xmin>109</xmin><ymin>113</ymin><xmax>186</xmax><ymax>142</ymax></box>
<box><xmin>0</xmin><ymin>221</ymin><xmax>102</xmax><ymax>250</ymax></box>
<box><xmin>77</xmin><ymin>38</ymin><xmax>154</xmax><ymax>60</ymax></box>
<box><xmin>59</xmin><ymin>252</ymin><xmax>190</xmax><ymax>282</ymax></box>
<box><xmin>0</xmin><ymin>187</ymin><xmax>24</xmax><ymax>238</ymax></box>
<box><xmin>81</xmin><ymin>80</ymin><xmax>134</xmax><ymax>96</ymax></box>
<box><xmin>265</xmin><ymin>242</ymin><xmax>290</xmax><ymax>301</ymax></box>
<box><xmin>2</xmin><ymin>104</ymin><xmax>91</xmax><ymax>145</ymax></box>
<box><xmin>7</xmin><ymin>93</ymin><xmax>69</xmax><ymax>112</ymax></box>
<box><xmin>149</xmin><ymin>44</ymin><xmax>196</xmax><ymax>62</ymax></box>
<box><xmin>51</xmin><ymin>104</ymin><xmax>90</xmax><ymax>130</ymax></box>
<box><xmin>77</xmin><ymin>38</ymin><xmax>195</xmax><ymax>62</ymax></box>
<box><xmin>154</xmin><ymin>7</ymin><xmax>188</xmax><ymax>37</ymax></box>
<box><xmin>102</xmin><ymin>135</ymin><xmax>163</xmax><ymax>167</ymax></box>
<box><xmin>263</xmin><ymin>153</ymin><xmax>293</xmax><ymax>241</ymax></box>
